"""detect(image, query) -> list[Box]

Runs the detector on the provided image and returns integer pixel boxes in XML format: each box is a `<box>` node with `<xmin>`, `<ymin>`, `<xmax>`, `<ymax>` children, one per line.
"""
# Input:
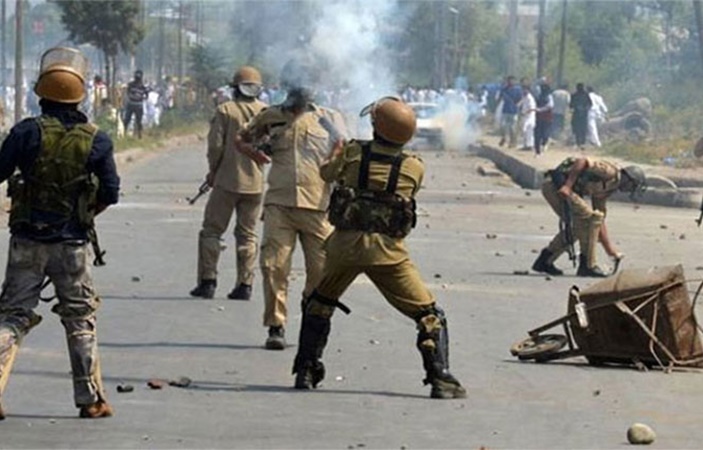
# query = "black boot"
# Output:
<box><xmin>227</xmin><ymin>283</ymin><xmax>252</xmax><ymax>301</ymax></box>
<box><xmin>416</xmin><ymin>307</ymin><xmax>467</xmax><ymax>399</ymax></box>
<box><xmin>189</xmin><ymin>279</ymin><xmax>216</xmax><ymax>299</ymax></box>
<box><xmin>576</xmin><ymin>254</ymin><xmax>608</xmax><ymax>278</ymax></box>
<box><xmin>531</xmin><ymin>249</ymin><xmax>563</xmax><ymax>276</ymax></box>
<box><xmin>293</xmin><ymin>308</ymin><xmax>331</xmax><ymax>390</ymax></box>
<box><xmin>265</xmin><ymin>326</ymin><xmax>286</xmax><ymax>350</ymax></box>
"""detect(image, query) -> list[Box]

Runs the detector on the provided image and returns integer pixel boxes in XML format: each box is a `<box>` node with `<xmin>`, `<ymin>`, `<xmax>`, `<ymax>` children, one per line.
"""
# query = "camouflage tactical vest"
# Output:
<box><xmin>328</xmin><ymin>142</ymin><xmax>417</xmax><ymax>238</ymax></box>
<box><xmin>9</xmin><ymin>116</ymin><xmax>98</xmax><ymax>232</ymax></box>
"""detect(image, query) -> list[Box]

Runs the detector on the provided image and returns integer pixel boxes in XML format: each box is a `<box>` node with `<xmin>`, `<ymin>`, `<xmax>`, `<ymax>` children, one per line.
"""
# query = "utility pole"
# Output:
<box><xmin>432</xmin><ymin>2</ymin><xmax>442</xmax><ymax>87</ymax></box>
<box><xmin>556</xmin><ymin>0</ymin><xmax>568</xmax><ymax>86</ymax></box>
<box><xmin>694</xmin><ymin>0</ymin><xmax>703</xmax><ymax>73</ymax></box>
<box><xmin>449</xmin><ymin>6</ymin><xmax>459</xmax><ymax>86</ymax></box>
<box><xmin>507</xmin><ymin>0</ymin><xmax>518</xmax><ymax>77</ymax></box>
<box><xmin>14</xmin><ymin>0</ymin><xmax>22</xmax><ymax>123</ymax></box>
<box><xmin>536</xmin><ymin>0</ymin><xmax>546</xmax><ymax>79</ymax></box>
<box><xmin>1</xmin><ymin>0</ymin><xmax>6</xmax><ymax>103</ymax></box>
<box><xmin>157</xmin><ymin>0</ymin><xmax>164</xmax><ymax>85</ymax></box>
<box><xmin>177</xmin><ymin>0</ymin><xmax>183</xmax><ymax>107</ymax></box>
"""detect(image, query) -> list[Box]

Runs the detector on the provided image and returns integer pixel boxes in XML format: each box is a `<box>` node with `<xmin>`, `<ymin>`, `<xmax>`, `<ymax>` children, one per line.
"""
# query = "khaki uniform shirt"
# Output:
<box><xmin>320</xmin><ymin>140</ymin><xmax>425</xmax><ymax>266</ymax></box>
<box><xmin>240</xmin><ymin>104</ymin><xmax>346</xmax><ymax>211</ymax></box>
<box><xmin>576</xmin><ymin>158</ymin><xmax>620</xmax><ymax>214</ymax></box>
<box><xmin>208</xmin><ymin>98</ymin><xmax>266</xmax><ymax>194</ymax></box>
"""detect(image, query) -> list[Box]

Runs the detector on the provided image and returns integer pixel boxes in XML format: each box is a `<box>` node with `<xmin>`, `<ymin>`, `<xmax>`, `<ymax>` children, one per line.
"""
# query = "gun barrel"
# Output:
<box><xmin>187</xmin><ymin>181</ymin><xmax>211</xmax><ymax>205</ymax></box>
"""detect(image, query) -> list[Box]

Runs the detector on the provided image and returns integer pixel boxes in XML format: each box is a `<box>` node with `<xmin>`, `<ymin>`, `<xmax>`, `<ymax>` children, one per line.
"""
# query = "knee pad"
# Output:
<box><xmin>416</xmin><ymin>305</ymin><xmax>446</xmax><ymax>336</ymax></box>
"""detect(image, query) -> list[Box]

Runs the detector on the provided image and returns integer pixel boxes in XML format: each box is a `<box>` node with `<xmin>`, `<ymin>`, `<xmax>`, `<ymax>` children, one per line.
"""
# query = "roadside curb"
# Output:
<box><xmin>472</xmin><ymin>143</ymin><xmax>702</xmax><ymax>210</ymax></box>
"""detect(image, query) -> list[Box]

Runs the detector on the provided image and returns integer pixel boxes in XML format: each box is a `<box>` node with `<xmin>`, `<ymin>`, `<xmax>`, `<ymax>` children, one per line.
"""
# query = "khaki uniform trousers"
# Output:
<box><xmin>198</xmin><ymin>186</ymin><xmax>262</xmax><ymax>285</ymax></box>
<box><xmin>309</xmin><ymin>256</ymin><xmax>436</xmax><ymax>320</ymax></box>
<box><xmin>260</xmin><ymin>205</ymin><xmax>331</xmax><ymax>327</ymax></box>
<box><xmin>542</xmin><ymin>180</ymin><xmax>604</xmax><ymax>267</ymax></box>
<box><xmin>0</xmin><ymin>237</ymin><xmax>106</xmax><ymax>406</ymax></box>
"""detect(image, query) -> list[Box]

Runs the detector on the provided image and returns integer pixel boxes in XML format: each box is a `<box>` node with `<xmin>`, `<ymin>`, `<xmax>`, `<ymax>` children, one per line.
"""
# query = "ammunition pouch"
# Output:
<box><xmin>329</xmin><ymin>186</ymin><xmax>416</xmax><ymax>238</ymax></box>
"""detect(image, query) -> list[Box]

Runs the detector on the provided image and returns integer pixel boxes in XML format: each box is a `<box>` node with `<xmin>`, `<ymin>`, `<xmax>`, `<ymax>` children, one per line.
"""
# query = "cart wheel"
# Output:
<box><xmin>510</xmin><ymin>334</ymin><xmax>567</xmax><ymax>360</ymax></box>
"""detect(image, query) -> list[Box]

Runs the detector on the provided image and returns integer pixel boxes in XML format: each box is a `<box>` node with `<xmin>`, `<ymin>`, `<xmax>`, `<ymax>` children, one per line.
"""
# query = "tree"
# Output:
<box><xmin>50</xmin><ymin>0</ymin><xmax>145</xmax><ymax>101</ymax></box>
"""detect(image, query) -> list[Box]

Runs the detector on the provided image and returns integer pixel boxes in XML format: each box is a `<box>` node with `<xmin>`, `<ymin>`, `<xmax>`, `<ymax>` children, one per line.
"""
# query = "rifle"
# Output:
<box><xmin>560</xmin><ymin>200</ymin><xmax>577</xmax><ymax>268</ymax></box>
<box><xmin>87</xmin><ymin>227</ymin><xmax>106</xmax><ymax>266</ymax></box>
<box><xmin>187</xmin><ymin>180</ymin><xmax>211</xmax><ymax>205</ymax></box>
<box><xmin>697</xmin><ymin>194</ymin><xmax>703</xmax><ymax>227</ymax></box>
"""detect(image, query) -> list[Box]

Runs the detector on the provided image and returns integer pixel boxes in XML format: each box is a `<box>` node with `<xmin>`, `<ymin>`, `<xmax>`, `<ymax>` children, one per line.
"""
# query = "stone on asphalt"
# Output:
<box><xmin>627</xmin><ymin>423</ymin><xmax>656</xmax><ymax>445</ymax></box>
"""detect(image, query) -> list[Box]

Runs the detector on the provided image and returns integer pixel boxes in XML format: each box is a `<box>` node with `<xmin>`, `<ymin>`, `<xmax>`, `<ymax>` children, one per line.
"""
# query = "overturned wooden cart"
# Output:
<box><xmin>510</xmin><ymin>265</ymin><xmax>703</xmax><ymax>370</ymax></box>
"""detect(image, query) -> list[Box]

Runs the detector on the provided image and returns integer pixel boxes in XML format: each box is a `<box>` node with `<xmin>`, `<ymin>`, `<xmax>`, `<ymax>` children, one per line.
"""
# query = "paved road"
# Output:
<box><xmin>1</xmin><ymin>141</ymin><xmax>703</xmax><ymax>449</ymax></box>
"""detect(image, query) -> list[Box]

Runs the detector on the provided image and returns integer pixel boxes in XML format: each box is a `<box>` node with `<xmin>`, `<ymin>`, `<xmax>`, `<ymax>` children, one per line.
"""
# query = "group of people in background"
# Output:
<box><xmin>495</xmin><ymin>75</ymin><xmax>609</xmax><ymax>155</ymax></box>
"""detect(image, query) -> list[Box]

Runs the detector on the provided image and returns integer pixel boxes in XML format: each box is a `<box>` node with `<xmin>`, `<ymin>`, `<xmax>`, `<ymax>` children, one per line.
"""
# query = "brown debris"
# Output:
<box><xmin>147</xmin><ymin>379</ymin><xmax>166</xmax><ymax>389</ymax></box>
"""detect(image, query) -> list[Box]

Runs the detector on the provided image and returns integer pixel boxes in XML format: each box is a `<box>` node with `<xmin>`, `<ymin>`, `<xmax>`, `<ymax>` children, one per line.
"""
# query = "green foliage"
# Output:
<box><xmin>189</xmin><ymin>44</ymin><xmax>228</xmax><ymax>93</ymax></box>
<box><xmin>50</xmin><ymin>0</ymin><xmax>144</xmax><ymax>57</ymax></box>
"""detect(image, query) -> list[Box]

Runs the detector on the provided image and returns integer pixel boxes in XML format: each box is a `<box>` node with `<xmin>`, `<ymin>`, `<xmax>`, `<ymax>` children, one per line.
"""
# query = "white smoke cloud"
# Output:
<box><xmin>309</xmin><ymin>1</ymin><xmax>398</xmax><ymax>111</ymax></box>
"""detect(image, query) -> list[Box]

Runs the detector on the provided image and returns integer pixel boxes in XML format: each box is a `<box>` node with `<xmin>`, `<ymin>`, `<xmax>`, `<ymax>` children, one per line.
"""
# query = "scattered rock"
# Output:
<box><xmin>517</xmin><ymin>205</ymin><xmax>524</xmax><ymax>209</ymax></box>
<box><xmin>696</xmin><ymin>266</ymin><xmax>703</xmax><ymax>271</ymax></box>
<box><xmin>513</xmin><ymin>270</ymin><xmax>529</xmax><ymax>275</ymax></box>
<box><xmin>659</xmin><ymin>224</ymin><xmax>668</xmax><ymax>229</ymax></box>
<box><xmin>441</xmin><ymin>283</ymin><xmax>448</xmax><ymax>289</ymax></box>
<box><xmin>545</xmin><ymin>276</ymin><xmax>552</xmax><ymax>281</ymax></box>
<box><xmin>116</xmin><ymin>384</ymin><xmax>134</xmax><ymax>393</ymax></box>
<box><xmin>524</xmin><ymin>191</ymin><xmax>532</xmax><ymax>196</ymax></box>
<box><xmin>494</xmin><ymin>252</ymin><xmax>504</xmax><ymax>257</ymax></box>
<box><xmin>679</xmin><ymin>234</ymin><xmax>686</xmax><ymax>240</ymax></box>
<box><xmin>434</xmin><ymin>273</ymin><xmax>442</xmax><ymax>279</ymax></box>
<box><xmin>593</xmin><ymin>389</ymin><xmax>601</xmax><ymax>397</ymax></box>
<box><xmin>531</xmin><ymin>248</ymin><xmax>539</xmax><ymax>253</ymax></box>
<box><xmin>485</xmin><ymin>233</ymin><xmax>497</xmax><ymax>239</ymax></box>
<box><xmin>627</xmin><ymin>423</ymin><xmax>656</xmax><ymax>445</ymax></box>
<box><xmin>169</xmin><ymin>376</ymin><xmax>192</xmax><ymax>388</ymax></box>
<box><xmin>131</xmin><ymin>276</ymin><xmax>141</xmax><ymax>282</ymax></box>
<box><xmin>369</xmin><ymin>339</ymin><xmax>380</xmax><ymax>345</ymax></box>
<box><xmin>147</xmin><ymin>379</ymin><xmax>166</xmax><ymax>389</ymax></box>
<box><xmin>335</xmin><ymin>376</ymin><xmax>344</xmax><ymax>381</ymax></box>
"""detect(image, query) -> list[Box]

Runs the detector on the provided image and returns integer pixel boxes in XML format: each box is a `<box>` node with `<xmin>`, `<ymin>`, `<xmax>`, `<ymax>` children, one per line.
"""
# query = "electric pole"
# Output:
<box><xmin>1</xmin><ymin>0</ymin><xmax>6</xmax><ymax>104</ymax></box>
<box><xmin>536</xmin><ymin>0</ymin><xmax>546</xmax><ymax>79</ymax></box>
<box><xmin>14</xmin><ymin>0</ymin><xmax>22</xmax><ymax>123</ymax></box>
<box><xmin>556</xmin><ymin>0</ymin><xmax>567</xmax><ymax>86</ymax></box>
<box><xmin>507</xmin><ymin>0</ymin><xmax>518</xmax><ymax>77</ymax></box>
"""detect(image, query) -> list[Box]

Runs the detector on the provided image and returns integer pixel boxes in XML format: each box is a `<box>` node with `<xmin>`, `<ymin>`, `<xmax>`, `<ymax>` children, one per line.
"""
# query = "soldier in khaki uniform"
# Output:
<box><xmin>236</xmin><ymin>59</ymin><xmax>347</xmax><ymax>350</ymax></box>
<box><xmin>190</xmin><ymin>66</ymin><xmax>267</xmax><ymax>300</ymax></box>
<box><xmin>532</xmin><ymin>156</ymin><xmax>645</xmax><ymax>277</ymax></box>
<box><xmin>0</xmin><ymin>47</ymin><xmax>120</xmax><ymax>419</ymax></box>
<box><xmin>291</xmin><ymin>97</ymin><xmax>466</xmax><ymax>399</ymax></box>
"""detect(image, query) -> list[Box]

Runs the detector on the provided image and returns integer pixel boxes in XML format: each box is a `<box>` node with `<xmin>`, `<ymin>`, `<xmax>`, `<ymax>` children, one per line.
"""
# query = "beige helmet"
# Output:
<box><xmin>360</xmin><ymin>96</ymin><xmax>416</xmax><ymax>145</ymax></box>
<box><xmin>34</xmin><ymin>47</ymin><xmax>88</xmax><ymax>103</ymax></box>
<box><xmin>232</xmin><ymin>66</ymin><xmax>263</xmax><ymax>98</ymax></box>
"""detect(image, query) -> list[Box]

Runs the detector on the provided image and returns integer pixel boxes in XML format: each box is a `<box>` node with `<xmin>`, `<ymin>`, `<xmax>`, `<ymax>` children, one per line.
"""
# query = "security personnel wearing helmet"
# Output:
<box><xmin>190</xmin><ymin>66</ymin><xmax>267</xmax><ymax>300</ymax></box>
<box><xmin>0</xmin><ymin>47</ymin><xmax>120</xmax><ymax>419</ymax></box>
<box><xmin>235</xmin><ymin>58</ymin><xmax>347</xmax><ymax>350</ymax></box>
<box><xmin>532</xmin><ymin>156</ymin><xmax>645</xmax><ymax>277</ymax></box>
<box><xmin>291</xmin><ymin>96</ymin><xmax>467</xmax><ymax>400</ymax></box>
